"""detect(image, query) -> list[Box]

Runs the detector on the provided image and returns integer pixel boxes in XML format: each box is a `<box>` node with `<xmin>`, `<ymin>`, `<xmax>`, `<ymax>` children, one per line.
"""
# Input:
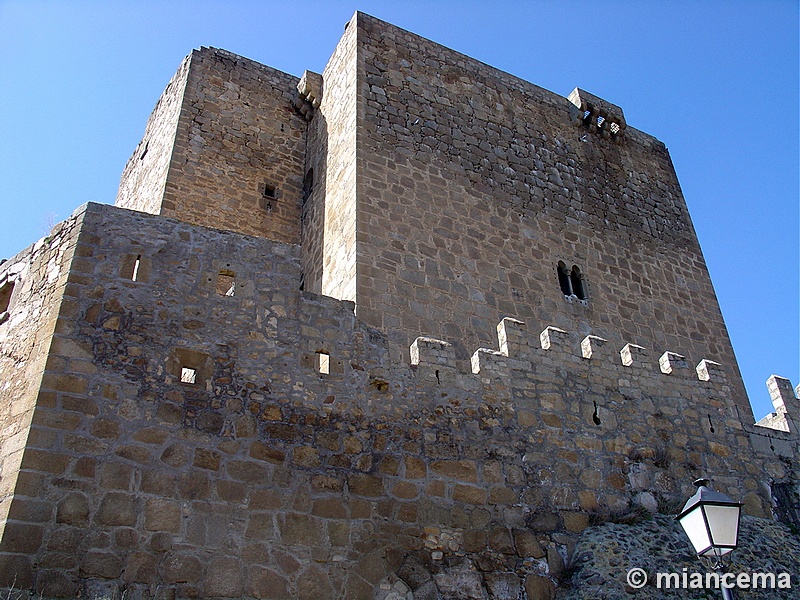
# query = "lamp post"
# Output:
<box><xmin>676</xmin><ymin>478</ymin><xmax>742</xmax><ymax>600</ymax></box>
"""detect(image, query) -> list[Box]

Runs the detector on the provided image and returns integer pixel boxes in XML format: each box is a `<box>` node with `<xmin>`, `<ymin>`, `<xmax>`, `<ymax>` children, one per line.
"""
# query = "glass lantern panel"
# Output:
<box><xmin>678</xmin><ymin>506</ymin><xmax>711</xmax><ymax>554</ymax></box>
<box><xmin>703</xmin><ymin>504</ymin><xmax>740</xmax><ymax>547</ymax></box>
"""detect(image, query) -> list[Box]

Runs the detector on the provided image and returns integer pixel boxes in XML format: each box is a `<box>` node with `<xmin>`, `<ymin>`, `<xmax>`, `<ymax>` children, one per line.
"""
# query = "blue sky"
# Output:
<box><xmin>0</xmin><ymin>0</ymin><xmax>797</xmax><ymax>420</ymax></box>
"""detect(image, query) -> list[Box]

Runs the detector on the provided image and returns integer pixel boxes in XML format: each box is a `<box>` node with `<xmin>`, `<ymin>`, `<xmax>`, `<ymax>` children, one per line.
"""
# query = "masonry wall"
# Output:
<box><xmin>302</xmin><ymin>19</ymin><xmax>360</xmax><ymax>300</ymax></box>
<box><xmin>0</xmin><ymin>213</ymin><xmax>82</xmax><ymax>579</ymax></box>
<box><xmin>349</xmin><ymin>13</ymin><xmax>750</xmax><ymax>420</ymax></box>
<box><xmin>1</xmin><ymin>203</ymin><xmax>791</xmax><ymax>599</ymax></box>
<box><xmin>117</xmin><ymin>48</ymin><xmax>308</xmax><ymax>245</ymax></box>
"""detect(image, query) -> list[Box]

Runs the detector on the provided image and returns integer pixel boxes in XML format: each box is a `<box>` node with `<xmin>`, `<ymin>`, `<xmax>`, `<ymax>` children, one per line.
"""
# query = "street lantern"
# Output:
<box><xmin>676</xmin><ymin>478</ymin><xmax>742</xmax><ymax>562</ymax></box>
<box><xmin>677</xmin><ymin>478</ymin><xmax>743</xmax><ymax>600</ymax></box>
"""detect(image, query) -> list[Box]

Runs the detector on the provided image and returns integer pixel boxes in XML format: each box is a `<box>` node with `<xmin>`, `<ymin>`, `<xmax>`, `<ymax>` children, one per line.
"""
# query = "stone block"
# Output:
<box><xmin>524</xmin><ymin>574</ymin><xmax>556</xmax><ymax>600</ymax></box>
<box><xmin>124</xmin><ymin>552</ymin><xmax>159</xmax><ymax>583</ymax></box>
<box><xmin>193</xmin><ymin>447</ymin><xmax>221</xmax><ymax>471</ymax></box>
<box><xmin>206</xmin><ymin>556</ymin><xmax>243</xmax><ymax>597</ymax></box>
<box><xmin>453</xmin><ymin>484</ymin><xmax>488</xmax><ymax>505</ymax></box>
<box><xmin>513</xmin><ymin>529</ymin><xmax>545</xmax><ymax>558</ymax></box>
<box><xmin>249</xmin><ymin>441</ymin><xmax>286</xmax><ymax>464</ymax></box>
<box><xmin>404</xmin><ymin>456</ymin><xmax>427</xmax><ymax>479</ymax></box>
<box><xmin>35</xmin><ymin>569</ymin><xmax>79</xmax><ymax>599</ymax></box>
<box><xmin>312</xmin><ymin>497</ymin><xmax>348</xmax><ymax>518</ymax></box>
<box><xmin>80</xmin><ymin>550</ymin><xmax>123</xmax><ymax>579</ymax></box>
<box><xmin>91</xmin><ymin>417</ymin><xmax>121</xmax><ymax>439</ymax></box>
<box><xmin>19</xmin><ymin>448</ymin><xmax>70</xmax><ymax>474</ymax></box>
<box><xmin>245</xmin><ymin>513</ymin><xmax>275</xmax><ymax>539</ymax></box>
<box><xmin>431</xmin><ymin>459</ymin><xmax>478</xmax><ymax>483</ymax></box>
<box><xmin>391</xmin><ymin>481</ymin><xmax>418</xmax><ymax>499</ymax></box>
<box><xmin>56</xmin><ymin>492</ymin><xmax>90</xmax><ymax>526</ymax></box>
<box><xmin>133</xmin><ymin>426</ymin><xmax>169</xmax><ymax>445</ymax></box>
<box><xmin>247</xmin><ymin>565</ymin><xmax>290</xmax><ymax>599</ymax></box>
<box><xmin>144</xmin><ymin>498</ymin><xmax>181</xmax><ymax>532</ymax></box>
<box><xmin>484</xmin><ymin>572</ymin><xmax>522</xmax><ymax>599</ymax></box>
<box><xmin>217</xmin><ymin>480</ymin><xmax>246</xmax><ymax>503</ymax></box>
<box><xmin>227</xmin><ymin>460</ymin><xmax>270</xmax><ymax>483</ymax></box>
<box><xmin>349</xmin><ymin>473</ymin><xmax>384</xmax><ymax>497</ymax></box>
<box><xmin>0</xmin><ymin>522</ymin><xmax>43</xmax><ymax>553</ymax></box>
<box><xmin>0</xmin><ymin>553</ymin><xmax>33</xmax><ymax>587</ymax></box>
<box><xmin>161</xmin><ymin>553</ymin><xmax>203</xmax><ymax>584</ymax></box>
<box><xmin>95</xmin><ymin>492</ymin><xmax>138</xmax><ymax>526</ymax></box>
<box><xmin>279</xmin><ymin>513</ymin><xmax>325</xmax><ymax>546</ymax></box>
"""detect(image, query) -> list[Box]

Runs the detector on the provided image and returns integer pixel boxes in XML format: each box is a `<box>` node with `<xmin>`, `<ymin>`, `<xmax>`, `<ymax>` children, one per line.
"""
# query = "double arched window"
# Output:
<box><xmin>557</xmin><ymin>262</ymin><xmax>587</xmax><ymax>300</ymax></box>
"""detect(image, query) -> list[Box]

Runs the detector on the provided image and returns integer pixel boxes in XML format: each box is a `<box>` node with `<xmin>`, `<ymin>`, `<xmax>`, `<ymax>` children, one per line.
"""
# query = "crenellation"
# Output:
<box><xmin>580</xmin><ymin>334</ymin><xmax>610</xmax><ymax>361</ymax></box>
<box><xmin>539</xmin><ymin>325</ymin><xmax>569</xmax><ymax>352</ymax></box>
<box><xmin>620</xmin><ymin>342</ymin><xmax>649</xmax><ymax>369</ymax></box>
<box><xmin>696</xmin><ymin>358</ymin><xmax>725</xmax><ymax>382</ymax></box>
<box><xmin>658</xmin><ymin>350</ymin><xmax>689</xmax><ymax>375</ymax></box>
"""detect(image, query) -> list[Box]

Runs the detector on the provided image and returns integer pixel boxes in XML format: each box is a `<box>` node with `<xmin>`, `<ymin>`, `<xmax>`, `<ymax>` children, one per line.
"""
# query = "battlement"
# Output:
<box><xmin>410</xmin><ymin>317</ymin><xmax>730</xmax><ymax>388</ymax></box>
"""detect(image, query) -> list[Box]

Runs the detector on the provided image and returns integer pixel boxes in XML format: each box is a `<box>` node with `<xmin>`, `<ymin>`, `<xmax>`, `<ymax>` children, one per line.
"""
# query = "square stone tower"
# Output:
<box><xmin>301</xmin><ymin>13</ymin><xmax>750</xmax><ymax>419</ymax></box>
<box><xmin>115</xmin><ymin>47</ymin><xmax>308</xmax><ymax>245</ymax></box>
<box><xmin>113</xmin><ymin>12</ymin><xmax>751</xmax><ymax>420</ymax></box>
<box><xmin>2</xmin><ymin>10</ymin><xmax>799</xmax><ymax>599</ymax></box>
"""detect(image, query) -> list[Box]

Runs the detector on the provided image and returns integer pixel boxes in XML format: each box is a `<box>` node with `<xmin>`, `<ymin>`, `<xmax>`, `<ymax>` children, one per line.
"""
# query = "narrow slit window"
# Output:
<box><xmin>131</xmin><ymin>255</ymin><xmax>141</xmax><ymax>282</ymax></box>
<box><xmin>317</xmin><ymin>352</ymin><xmax>330</xmax><ymax>375</ymax></box>
<box><xmin>263</xmin><ymin>183</ymin><xmax>277</xmax><ymax>199</ymax></box>
<box><xmin>216</xmin><ymin>269</ymin><xmax>236</xmax><ymax>296</ymax></box>
<box><xmin>302</xmin><ymin>169</ymin><xmax>314</xmax><ymax>202</ymax></box>
<box><xmin>180</xmin><ymin>367</ymin><xmax>197</xmax><ymax>384</ymax></box>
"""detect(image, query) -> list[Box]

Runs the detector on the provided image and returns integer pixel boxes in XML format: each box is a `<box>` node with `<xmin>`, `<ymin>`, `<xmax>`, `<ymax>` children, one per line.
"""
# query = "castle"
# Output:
<box><xmin>0</xmin><ymin>11</ymin><xmax>798</xmax><ymax>599</ymax></box>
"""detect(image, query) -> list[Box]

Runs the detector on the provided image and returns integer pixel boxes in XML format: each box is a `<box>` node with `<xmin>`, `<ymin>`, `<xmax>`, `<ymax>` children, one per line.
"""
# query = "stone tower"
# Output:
<box><xmin>2</xmin><ymin>11</ymin><xmax>798</xmax><ymax>599</ymax></box>
<box><xmin>117</xmin><ymin>14</ymin><xmax>750</xmax><ymax>421</ymax></box>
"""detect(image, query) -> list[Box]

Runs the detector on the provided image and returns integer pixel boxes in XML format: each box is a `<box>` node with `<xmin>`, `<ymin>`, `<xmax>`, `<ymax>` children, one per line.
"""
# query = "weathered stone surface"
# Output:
<box><xmin>246</xmin><ymin>565</ymin><xmax>290</xmax><ymax>599</ymax></box>
<box><xmin>206</xmin><ymin>556</ymin><xmax>243</xmax><ymax>597</ymax></box>
<box><xmin>161</xmin><ymin>554</ymin><xmax>203</xmax><ymax>584</ymax></box>
<box><xmin>0</xmin><ymin>11</ymin><xmax>796</xmax><ymax>600</ymax></box>
<box><xmin>56</xmin><ymin>492</ymin><xmax>90</xmax><ymax>526</ymax></box>
<box><xmin>524</xmin><ymin>574</ymin><xmax>556</xmax><ymax>600</ymax></box>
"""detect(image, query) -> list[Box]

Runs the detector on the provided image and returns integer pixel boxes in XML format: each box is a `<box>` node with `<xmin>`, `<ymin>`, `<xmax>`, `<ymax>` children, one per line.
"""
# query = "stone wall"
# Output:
<box><xmin>117</xmin><ymin>47</ymin><xmax>308</xmax><ymax>245</ymax></box>
<box><xmin>0</xmin><ymin>211</ymin><xmax>82</xmax><ymax>578</ymax></box>
<box><xmin>563</xmin><ymin>514</ymin><xmax>800</xmax><ymax>599</ymax></box>
<box><xmin>347</xmin><ymin>13</ymin><xmax>749</xmax><ymax>419</ymax></box>
<box><xmin>0</xmin><ymin>203</ymin><xmax>793</xmax><ymax>598</ymax></box>
<box><xmin>302</xmin><ymin>17</ymin><xmax>360</xmax><ymax>300</ymax></box>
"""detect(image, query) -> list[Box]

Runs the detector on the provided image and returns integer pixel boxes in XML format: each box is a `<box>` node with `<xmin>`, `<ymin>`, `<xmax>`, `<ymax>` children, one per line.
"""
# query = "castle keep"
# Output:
<box><xmin>1</xmin><ymin>12</ymin><xmax>798</xmax><ymax>599</ymax></box>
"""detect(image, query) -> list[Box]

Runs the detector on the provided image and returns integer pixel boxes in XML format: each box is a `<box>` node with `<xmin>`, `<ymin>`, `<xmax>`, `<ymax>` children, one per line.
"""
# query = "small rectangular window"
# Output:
<box><xmin>180</xmin><ymin>367</ymin><xmax>197</xmax><ymax>384</ymax></box>
<box><xmin>216</xmin><ymin>270</ymin><xmax>235</xmax><ymax>296</ymax></box>
<box><xmin>131</xmin><ymin>255</ymin><xmax>141</xmax><ymax>281</ymax></box>
<box><xmin>317</xmin><ymin>352</ymin><xmax>330</xmax><ymax>375</ymax></box>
